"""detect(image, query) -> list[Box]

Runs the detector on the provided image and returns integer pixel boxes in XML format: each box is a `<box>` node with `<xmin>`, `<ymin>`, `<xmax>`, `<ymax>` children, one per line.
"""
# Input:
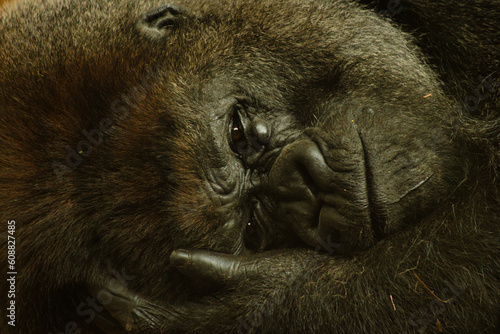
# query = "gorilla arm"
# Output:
<box><xmin>92</xmin><ymin>202</ymin><xmax>499</xmax><ymax>334</ymax></box>
<box><xmin>168</xmin><ymin>222</ymin><xmax>497</xmax><ymax>334</ymax></box>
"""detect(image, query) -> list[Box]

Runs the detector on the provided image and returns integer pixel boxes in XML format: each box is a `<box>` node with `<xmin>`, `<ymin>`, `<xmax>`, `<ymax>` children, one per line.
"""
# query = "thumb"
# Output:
<box><xmin>170</xmin><ymin>249</ymin><xmax>260</xmax><ymax>283</ymax></box>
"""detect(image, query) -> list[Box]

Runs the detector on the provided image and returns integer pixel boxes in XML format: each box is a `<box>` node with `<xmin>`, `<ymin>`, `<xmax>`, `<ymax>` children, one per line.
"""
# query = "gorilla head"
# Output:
<box><xmin>131</xmin><ymin>0</ymin><xmax>464</xmax><ymax>254</ymax></box>
<box><xmin>135</xmin><ymin>0</ymin><xmax>465</xmax><ymax>255</ymax></box>
<box><xmin>0</xmin><ymin>0</ymin><xmax>498</xmax><ymax>333</ymax></box>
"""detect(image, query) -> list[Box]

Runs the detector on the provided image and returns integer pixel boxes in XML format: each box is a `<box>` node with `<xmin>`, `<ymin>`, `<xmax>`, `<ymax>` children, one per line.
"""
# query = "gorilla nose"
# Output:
<box><xmin>272</xmin><ymin>140</ymin><xmax>336</xmax><ymax>190</ymax></box>
<box><xmin>269</xmin><ymin>139</ymin><xmax>374</xmax><ymax>253</ymax></box>
<box><xmin>269</xmin><ymin>140</ymin><xmax>337</xmax><ymax>246</ymax></box>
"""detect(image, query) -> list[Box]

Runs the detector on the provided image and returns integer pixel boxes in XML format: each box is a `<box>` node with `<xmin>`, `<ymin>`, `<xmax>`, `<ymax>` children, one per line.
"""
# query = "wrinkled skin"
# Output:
<box><xmin>0</xmin><ymin>0</ymin><xmax>499</xmax><ymax>333</ymax></box>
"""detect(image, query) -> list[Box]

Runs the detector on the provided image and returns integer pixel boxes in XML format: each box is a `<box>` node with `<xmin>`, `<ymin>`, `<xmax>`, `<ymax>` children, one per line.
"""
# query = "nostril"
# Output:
<box><xmin>269</xmin><ymin>140</ymin><xmax>331</xmax><ymax>201</ymax></box>
<box><xmin>284</xmin><ymin>140</ymin><xmax>337</xmax><ymax>191</ymax></box>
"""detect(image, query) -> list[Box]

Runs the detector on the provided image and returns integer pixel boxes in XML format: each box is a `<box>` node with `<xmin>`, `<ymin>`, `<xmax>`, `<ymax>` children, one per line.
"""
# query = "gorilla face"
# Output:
<box><xmin>1</xmin><ymin>0</ymin><xmax>498</xmax><ymax>333</ymax></box>
<box><xmin>140</xmin><ymin>0</ymin><xmax>463</xmax><ymax>256</ymax></box>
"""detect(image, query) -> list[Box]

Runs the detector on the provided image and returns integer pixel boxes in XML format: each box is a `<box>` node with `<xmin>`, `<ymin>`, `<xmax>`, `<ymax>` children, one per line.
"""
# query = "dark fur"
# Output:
<box><xmin>0</xmin><ymin>0</ymin><xmax>498</xmax><ymax>333</ymax></box>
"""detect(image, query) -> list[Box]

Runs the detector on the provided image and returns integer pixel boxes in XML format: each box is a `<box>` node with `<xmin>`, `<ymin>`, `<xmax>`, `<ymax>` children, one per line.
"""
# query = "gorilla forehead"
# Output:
<box><xmin>158</xmin><ymin>0</ymin><xmax>436</xmax><ymax>91</ymax></box>
<box><xmin>1</xmin><ymin>0</ymin><xmax>438</xmax><ymax>109</ymax></box>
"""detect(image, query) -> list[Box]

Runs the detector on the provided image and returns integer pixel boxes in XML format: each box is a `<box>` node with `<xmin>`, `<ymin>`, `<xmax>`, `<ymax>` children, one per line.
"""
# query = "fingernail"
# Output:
<box><xmin>170</xmin><ymin>249</ymin><xmax>190</xmax><ymax>267</ymax></box>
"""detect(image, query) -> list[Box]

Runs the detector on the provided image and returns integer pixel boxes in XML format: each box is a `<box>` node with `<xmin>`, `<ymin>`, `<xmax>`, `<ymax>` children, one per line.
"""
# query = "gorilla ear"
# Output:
<box><xmin>137</xmin><ymin>5</ymin><xmax>187</xmax><ymax>37</ymax></box>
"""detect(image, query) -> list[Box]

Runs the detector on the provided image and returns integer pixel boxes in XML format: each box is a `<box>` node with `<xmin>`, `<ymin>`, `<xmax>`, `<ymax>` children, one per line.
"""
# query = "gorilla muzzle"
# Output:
<box><xmin>269</xmin><ymin>138</ymin><xmax>376</xmax><ymax>253</ymax></box>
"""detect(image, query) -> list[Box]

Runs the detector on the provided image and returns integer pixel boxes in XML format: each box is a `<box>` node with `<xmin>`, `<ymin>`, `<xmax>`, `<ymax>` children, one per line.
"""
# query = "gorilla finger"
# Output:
<box><xmin>170</xmin><ymin>249</ymin><xmax>260</xmax><ymax>283</ymax></box>
<box><xmin>89</xmin><ymin>279</ymin><xmax>166</xmax><ymax>332</ymax></box>
<box><xmin>92</xmin><ymin>309</ymin><xmax>130</xmax><ymax>333</ymax></box>
<box><xmin>89</xmin><ymin>282</ymin><xmax>138</xmax><ymax>332</ymax></box>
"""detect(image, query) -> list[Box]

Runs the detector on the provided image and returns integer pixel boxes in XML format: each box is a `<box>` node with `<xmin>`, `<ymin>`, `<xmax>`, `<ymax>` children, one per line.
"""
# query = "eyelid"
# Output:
<box><xmin>234</xmin><ymin>96</ymin><xmax>253</xmax><ymax>107</ymax></box>
<box><xmin>233</xmin><ymin>101</ymin><xmax>248</xmax><ymax>117</ymax></box>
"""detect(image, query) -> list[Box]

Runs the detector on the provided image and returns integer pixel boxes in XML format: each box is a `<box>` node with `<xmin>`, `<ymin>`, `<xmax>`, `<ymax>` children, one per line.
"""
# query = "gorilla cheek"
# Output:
<box><xmin>268</xmin><ymin>133</ymin><xmax>375</xmax><ymax>253</ymax></box>
<box><xmin>359</xmin><ymin>130</ymin><xmax>443</xmax><ymax>234</ymax></box>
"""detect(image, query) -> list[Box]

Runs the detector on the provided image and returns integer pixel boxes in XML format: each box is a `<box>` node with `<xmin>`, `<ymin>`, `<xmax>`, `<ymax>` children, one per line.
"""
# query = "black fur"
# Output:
<box><xmin>0</xmin><ymin>0</ymin><xmax>498</xmax><ymax>333</ymax></box>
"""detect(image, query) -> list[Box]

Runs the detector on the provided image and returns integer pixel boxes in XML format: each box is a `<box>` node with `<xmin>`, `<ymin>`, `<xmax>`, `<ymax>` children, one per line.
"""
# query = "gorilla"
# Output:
<box><xmin>0</xmin><ymin>0</ymin><xmax>498</xmax><ymax>333</ymax></box>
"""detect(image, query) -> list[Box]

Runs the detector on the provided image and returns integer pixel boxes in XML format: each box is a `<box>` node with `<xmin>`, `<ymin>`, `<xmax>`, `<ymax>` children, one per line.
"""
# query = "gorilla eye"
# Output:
<box><xmin>244</xmin><ymin>202</ymin><xmax>269</xmax><ymax>252</ymax></box>
<box><xmin>244</xmin><ymin>218</ymin><xmax>264</xmax><ymax>251</ymax></box>
<box><xmin>246</xmin><ymin>220</ymin><xmax>256</xmax><ymax>237</ymax></box>
<box><xmin>229</xmin><ymin>103</ymin><xmax>270</xmax><ymax>161</ymax></box>
<box><xmin>230</xmin><ymin>105</ymin><xmax>249</xmax><ymax>156</ymax></box>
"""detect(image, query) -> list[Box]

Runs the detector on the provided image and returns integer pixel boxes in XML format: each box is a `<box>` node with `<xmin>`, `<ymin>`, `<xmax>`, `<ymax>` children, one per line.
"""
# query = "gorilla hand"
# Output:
<box><xmin>90</xmin><ymin>249</ymin><xmax>322</xmax><ymax>333</ymax></box>
<box><xmin>91</xmin><ymin>233</ymin><xmax>490</xmax><ymax>334</ymax></box>
<box><xmin>88</xmin><ymin>279</ymin><xmax>173</xmax><ymax>333</ymax></box>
